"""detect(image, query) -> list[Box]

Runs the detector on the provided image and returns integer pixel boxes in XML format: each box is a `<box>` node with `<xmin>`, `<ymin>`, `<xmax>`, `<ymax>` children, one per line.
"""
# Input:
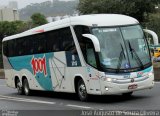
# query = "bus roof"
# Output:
<box><xmin>3</xmin><ymin>14</ymin><xmax>139</xmax><ymax>42</ymax></box>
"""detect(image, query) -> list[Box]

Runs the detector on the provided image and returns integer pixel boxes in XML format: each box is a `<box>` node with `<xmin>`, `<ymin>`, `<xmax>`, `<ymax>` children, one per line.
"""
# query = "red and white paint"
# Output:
<box><xmin>31</xmin><ymin>55</ymin><xmax>47</xmax><ymax>77</ymax></box>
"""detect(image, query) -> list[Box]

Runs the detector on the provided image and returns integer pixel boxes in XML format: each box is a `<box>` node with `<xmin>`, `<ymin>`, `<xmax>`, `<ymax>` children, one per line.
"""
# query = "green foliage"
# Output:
<box><xmin>0</xmin><ymin>21</ymin><xmax>28</xmax><ymax>68</ymax></box>
<box><xmin>146</xmin><ymin>13</ymin><xmax>160</xmax><ymax>42</ymax></box>
<box><xmin>78</xmin><ymin>0</ymin><xmax>159</xmax><ymax>23</ymax></box>
<box><xmin>31</xmin><ymin>13</ymin><xmax>48</xmax><ymax>27</ymax></box>
<box><xmin>0</xmin><ymin>14</ymin><xmax>47</xmax><ymax>68</ymax></box>
<box><xmin>0</xmin><ymin>21</ymin><xmax>27</xmax><ymax>39</ymax></box>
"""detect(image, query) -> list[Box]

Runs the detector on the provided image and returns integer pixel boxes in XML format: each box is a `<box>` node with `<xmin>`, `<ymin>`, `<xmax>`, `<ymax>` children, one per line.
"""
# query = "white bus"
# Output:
<box><xmin>2</xmin><ymin>14</ymin><xmax>157</xmax><ymax>101</ymax></box>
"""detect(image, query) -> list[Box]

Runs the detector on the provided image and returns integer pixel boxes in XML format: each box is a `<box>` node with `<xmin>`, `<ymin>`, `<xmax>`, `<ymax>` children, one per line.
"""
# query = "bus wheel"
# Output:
<box><xmin>77</xmin><ymin>79</ymin><xmax>88</xmax><ymax>101</ymax></box>
<box><xmin>122</xmin><ymin>92</ymin><xmax>133</xmax><ymax>97</ymax></box>
<box><xmin>23</xmin><ymin>79</ymin><xmax>31</xmax><ymax>96</ymax></box>
<box><xmin>16</xmin><ymin>79</ymin><xmax>23</xmax><ymax>95</ymax></box>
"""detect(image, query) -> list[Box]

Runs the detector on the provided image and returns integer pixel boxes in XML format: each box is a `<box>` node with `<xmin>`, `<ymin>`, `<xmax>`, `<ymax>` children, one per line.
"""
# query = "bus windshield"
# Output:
<box><xmin>92</xmin><ymin>25</ymin><xmax>151</xmax><ymax>72</ymax></box>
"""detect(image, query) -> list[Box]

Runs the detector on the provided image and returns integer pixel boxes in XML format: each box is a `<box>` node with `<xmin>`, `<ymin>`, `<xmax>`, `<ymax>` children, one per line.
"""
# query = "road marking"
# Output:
<box><xmin>0</xmin><ymin>95</ymin><xmax>56</xmax><ymax>105</ymax></box>
<box><xmin>0</xmin><ymin>95</ymin><xmax>93</xmax><ymax>109</ymax></box>
<box><xmin>66</xmin><ymin>104</ymin><xmax>92</xmax><ymax>109</ymax></box>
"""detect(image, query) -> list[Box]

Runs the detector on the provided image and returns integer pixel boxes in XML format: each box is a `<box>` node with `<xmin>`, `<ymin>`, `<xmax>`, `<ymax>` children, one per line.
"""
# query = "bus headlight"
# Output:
<box><xmin>106</xmin><ymin>78</ymin><xmax>112</xmax><ymax>82</ymax></box>
<box><xmin>101</xmin><ymin>77</ymin><xmax>112</xmax><ymax>82</ymax></box>
<box><xmin>101</xmin><ymin>77</ymin><xmax>117</xmax><ymax>82</ymax></box>
<box><xmin>103</xmin><ymin>77</ymin><xmax>117</xmax><ymax>82</ymax></box>
<box><xmin>148</xmin><ymin>72</ymin><xmax>153</xmax><ymax>78</ymax></box>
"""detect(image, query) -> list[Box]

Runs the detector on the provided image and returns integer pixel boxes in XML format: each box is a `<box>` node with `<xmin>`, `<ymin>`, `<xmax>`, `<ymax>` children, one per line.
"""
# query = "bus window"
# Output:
<box><xmin>86</xmin><ymin>39</ymin><xmax>97</xmax><ymax>68</ymax></box>
<box><xmin>46</xmin><ymin>30</ymin><xmax>60</xmax><ymax>52</ymax></box>
<box><xmin>36</xmin><ymin>34</ymin><xmax>46</xmax><ymax>54</ymax></box>
<box><xmin>46</xmin><ymin>27</ymin><xmax>77</xmax><ymax>54</ymax></box>
<box><xmin>8</xmin><ymin>40</ymin><xmax>15</xmax><ymax>57</ymax></box>
<box><xmin>3</xmin><ymin>41</ymin><xmax>8</xmax><ymax>57</ymax></box>
<box><xmin>61</xmin><ymin>28</ymin><xmax>77</xmax><ymax>54</ymax></box>
<box><xmin>74</xmin><ymin>25</ymin><xmax>97</xmax><ymax>68</ymax></box>
<box><xmin>74</xmin><ymin>25</ymin><xmax>90</xmax><ymax>58</ymax></box>
<box><xmin>16</xmin><ymin>38</ymin><xmax>25</xmax><ymax>56</ymax></box>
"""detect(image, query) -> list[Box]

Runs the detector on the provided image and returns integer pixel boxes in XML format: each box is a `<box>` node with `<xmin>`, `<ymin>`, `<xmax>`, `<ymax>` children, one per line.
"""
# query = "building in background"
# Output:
<box><xmin>0</xmin><ymin>7</ymin><xmax>19</xmax><ymax>21</ymax></box>
<box><xmin>9</xmin><ymin>1</ymin><xmax>18</xmax><ymax>9</ymax></box>
<box><xmin>0</xmin><ymin>1</ymin><xmax>19</xmax><ymax>21</ymax></box>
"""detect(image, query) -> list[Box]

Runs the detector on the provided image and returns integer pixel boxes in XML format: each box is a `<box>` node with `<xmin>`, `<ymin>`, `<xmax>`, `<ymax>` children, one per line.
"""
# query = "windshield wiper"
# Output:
<box><xmin>128</xmin><ymin>41</ymin><xmax>144</xmax><ymax>69</ymax></box>
<box><xmin>116</xmin><ymin>44</ymin><xmax>126</xmax><ymax>73</ymax></box>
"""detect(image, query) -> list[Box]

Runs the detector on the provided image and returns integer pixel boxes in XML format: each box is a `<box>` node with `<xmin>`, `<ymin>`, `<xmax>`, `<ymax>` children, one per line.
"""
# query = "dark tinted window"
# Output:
<box><xmin>8</xmin><ymin>40</ymin><xmax>16</xmax><ymax>57</ymax></box>
<box><xmin>46</xmin><ymin>29</ymin><xmax>60</xmax><ymax>52</ymax></box>
<box><xmin>74</xmin><ymin>26</ymin><xmax>90</xmax><ymax>59</ymax></box>
<box><xmin>46</xmin><ymin>27</ymin><xmax>77</xmax><ymax>54</ymax></box>
<box><xmin>74</xmin><ymin>25</ymin><xmax>97</xmax><ymax>67</ymax></box>
<box><xmin>16</xmin><ymin>38</ymin><xmax>25</xmax><ymax>56</ymax></box>
<box><xmin>32</xmin><ymin>34</ymin><xmax>46</xmax><ymax>54</ymax></box>
<box><xmin>3</xmin><ymin>42</ymin><xmax>8</xmax><ymax>56</ymax></box>
<box><xmin>61</xmin><ymin>28</ymin><xmax>77</xmax><ymax>54</ymax></box>
<box><xmin>4</xmin><ymin>27</ymin><xmax>77</xmax><ymax>57</ymax></box>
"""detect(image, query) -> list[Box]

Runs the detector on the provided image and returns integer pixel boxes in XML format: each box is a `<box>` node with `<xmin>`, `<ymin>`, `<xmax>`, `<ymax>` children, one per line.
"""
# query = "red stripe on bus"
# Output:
<box><xmin>34</xmin><ymin>29</ymin><xmax>44</xmax><ymax>33</ymax></box>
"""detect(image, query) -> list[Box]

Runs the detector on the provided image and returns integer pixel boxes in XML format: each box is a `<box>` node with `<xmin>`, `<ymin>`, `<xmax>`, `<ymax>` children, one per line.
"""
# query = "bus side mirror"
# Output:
<box><xmin>82</xmin><ymin>34</ymin><xmax>101</xmax><ymax>52</ymax></box>
<box><xmin>143</xmin><ymin>29</ymin><xmax>159</xmax><ymax>45</ymax></box>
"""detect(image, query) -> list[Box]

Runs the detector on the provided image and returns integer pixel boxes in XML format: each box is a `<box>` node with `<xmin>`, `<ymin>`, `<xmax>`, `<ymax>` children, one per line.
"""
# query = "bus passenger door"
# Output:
<box><xmin>49</xmin><ymin>52</ymin><xmax>66</xmax><ymax>91</ymax></box>
<box><xmin>86</xmin><ymin>42</ymin><xmax>101</xmax><ymax>95</ymax></box>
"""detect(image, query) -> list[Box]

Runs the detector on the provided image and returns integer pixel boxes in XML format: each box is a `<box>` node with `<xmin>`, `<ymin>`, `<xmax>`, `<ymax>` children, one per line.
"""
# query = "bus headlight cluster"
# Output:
<box><xmin>101</xmin><ymin>77</ymin><xmax>112</xmax><ymax>82</ymax></box>
<box><xmin>106</xmin><ymin>78</ymin><xmax>112</xmax><ymax>82</ymax></box>
<box><xmin>148</xmin><ymin>72</ymin><xmax>153</xmax><ymax>78</ymax></box>
<box><xmin>101</xmin><ymin>77</ymin><xmax>117</xmax><ymax>82</ymax></box>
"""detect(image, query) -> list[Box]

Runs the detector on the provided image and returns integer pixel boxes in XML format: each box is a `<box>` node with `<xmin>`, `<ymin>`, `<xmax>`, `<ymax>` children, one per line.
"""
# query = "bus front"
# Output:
<box><xmin>89</xmin><ymin>25</ymin><xmax>154</xmax><ymax>95</ymax></box>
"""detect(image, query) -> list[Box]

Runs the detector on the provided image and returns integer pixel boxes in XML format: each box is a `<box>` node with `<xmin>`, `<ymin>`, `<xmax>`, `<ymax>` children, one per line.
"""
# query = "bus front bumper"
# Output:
<box><xmin>100</xmin><ymin>74</ymin><xmax>154</xmax><ymax>95</ymax></box>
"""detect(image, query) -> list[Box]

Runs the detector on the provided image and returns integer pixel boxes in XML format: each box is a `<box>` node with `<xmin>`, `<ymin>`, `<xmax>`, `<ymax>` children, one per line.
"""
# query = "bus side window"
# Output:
<box><xmin>36</xmin><ymin>34</ymin><xmax>46</xmax><ymax>54</ymax></box>
<box><xmin>32</xmin><ymin>35</ymin><xmax>39</xmax><ymax>54</ymax></box>
<box><xmin>29</xmin><ymin>36</ymin><xmax>35</xmax><ymax>54</ymax></box>
<box><xmin>46</xmin><ymin>30</ymin><xmax>60</xmax><ymax>53</ymax></box>
<box><xmin>45</xmin><ymin>27</ymin><xmax>77</xmax><ymax>54</ymax></box>
<box><xmin>16</xmin><ymin>38</ymin><xmax>24</xmax><ymax>56</ymax></box>
<box><xmin>61</xmin><ymin>27</ymin><xmax>77</xmax><ymax>54</ymax></box>
<box><xmin>8</xmin><ymin>40</ymin><xmax>15</xmax><ymax>57</ymax></box>
<box><xmin>23</xmin><ymin>38</ymin><xmax>29</xmax><ymax>55</ymax></box>
<box><xmin>3</xmin><ymin>42</ymin><xmax>8</xmax><ymax>57</ymax></box>
<box><xmin>24</xmin><ymin>37</ymin><xmax>31</xmax><ymax>55</ymax></box>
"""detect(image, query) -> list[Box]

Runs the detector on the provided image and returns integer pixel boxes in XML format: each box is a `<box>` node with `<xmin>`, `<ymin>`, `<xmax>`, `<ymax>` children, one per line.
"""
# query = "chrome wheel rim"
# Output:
<box><xmin>78</xmin><ymin>83</ymin><xmax>86</xmax><ymax>98</ymax></box>
<box><xmin>24</xmin><ymin>83</ymin><xmax>29</xmax><ymax>94</ymax></box>
<box><xmin>17</xmin><ymin>82</ymin><xmax>21</xmax><ymax>92</ymax></box>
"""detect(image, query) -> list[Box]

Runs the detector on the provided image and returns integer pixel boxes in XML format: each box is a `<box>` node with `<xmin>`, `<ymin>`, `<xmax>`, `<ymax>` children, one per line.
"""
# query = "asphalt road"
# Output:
<box><xmin>0</xmin><ymin>79</ymin><xmax>160</xmax><ymax>116</ymax></box>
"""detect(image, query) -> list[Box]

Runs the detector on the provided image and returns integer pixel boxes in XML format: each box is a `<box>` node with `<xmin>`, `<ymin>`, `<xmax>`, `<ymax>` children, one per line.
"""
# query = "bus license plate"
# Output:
<box><xmin>128</xmin><ymin>84</ymin><xmax>138</xmax><ymax>90</ymax></box>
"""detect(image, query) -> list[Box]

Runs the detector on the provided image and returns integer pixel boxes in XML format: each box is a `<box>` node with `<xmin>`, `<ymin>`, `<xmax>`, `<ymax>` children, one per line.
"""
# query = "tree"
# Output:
<box><xmin>31</xmin><ymin>13</ymin><xmax>48</xmax><ymax>27</ymax></box>
<box><xmin>0</xmin><ymin>21</ymin><xmax>28</xmax><ymax>39</ymax></box>
<box><xmin>0</xmin><ymin>21</ymin><xmax>28</xmax><ymax>68</ymax></box>
<box><xmin>146</xmin><ymin>13</ymin><xmax>160</xmax><ymax>42</ymax></box>
<box><xmin>78</xmin><ymin>0</ymin><xmax>159</xmax><ymax>23</ymax></box>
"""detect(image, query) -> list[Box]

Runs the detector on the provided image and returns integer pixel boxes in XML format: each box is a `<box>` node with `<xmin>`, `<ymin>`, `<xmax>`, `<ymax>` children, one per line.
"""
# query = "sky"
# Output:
<box><xmin>0</xmin><ymin>0</ymin><xmax>74</xmax><ymax>9</ymax></box>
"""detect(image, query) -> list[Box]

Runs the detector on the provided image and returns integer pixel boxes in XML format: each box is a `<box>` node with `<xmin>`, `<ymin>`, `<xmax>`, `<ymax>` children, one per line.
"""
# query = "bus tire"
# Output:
<box><xmin>77</xmin><ymin>79</ymin><xmax>88</xmax><ymax>102</ymax></box>
<box><xmin>23</xmin><ymin>79</ymin><xmax>31</xmax><ymax>96</ymax></box>
<box><xmin>16</xmin><ymin>78</ymin><xmax>24</xmax><ymax>95</ymax></box>
<box><xmin>122</xmin><ymin>92</ymin><xmax>133</xmax><ymax>97</ymax></box>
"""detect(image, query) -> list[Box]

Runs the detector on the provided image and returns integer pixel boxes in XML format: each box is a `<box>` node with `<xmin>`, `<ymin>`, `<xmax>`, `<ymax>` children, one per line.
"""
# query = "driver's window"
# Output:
<box><xmin>74</xmin><ymin>25</ymin><xmax>97</xmax><ymax>68</ymax></box>
<box><xmin>86</xmin><ymin>41</ymin><xmax>97</xmax><ymax>68</ymax></box>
